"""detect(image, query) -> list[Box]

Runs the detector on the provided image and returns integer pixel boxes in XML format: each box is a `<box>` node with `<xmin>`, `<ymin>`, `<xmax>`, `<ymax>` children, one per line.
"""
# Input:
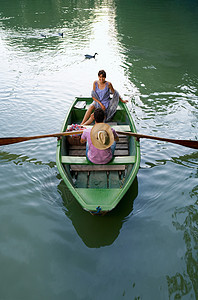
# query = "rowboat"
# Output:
<box><xmin>56</xmin><ymin>97</ymin><xmax>140</xmax><ymax>215</ymax></box>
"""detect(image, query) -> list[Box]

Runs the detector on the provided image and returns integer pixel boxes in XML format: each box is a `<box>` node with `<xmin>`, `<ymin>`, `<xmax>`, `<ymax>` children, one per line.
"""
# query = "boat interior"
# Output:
<box><xmin>60</xmin><ymin>98</ymin><xmax>137</xmax><ymax>190</ymax></box>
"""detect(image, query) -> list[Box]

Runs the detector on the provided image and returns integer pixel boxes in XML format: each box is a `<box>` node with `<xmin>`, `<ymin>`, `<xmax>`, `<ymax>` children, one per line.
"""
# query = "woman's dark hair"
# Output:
<box><xmin>98</xmin><ymin>70</ymin><xmax>106</xmax><ymax>78</ymax></box>
<box><xmin>94</xmin><ymin>108</ymin><xmax>105</xmax><ymax>123</ymax></box>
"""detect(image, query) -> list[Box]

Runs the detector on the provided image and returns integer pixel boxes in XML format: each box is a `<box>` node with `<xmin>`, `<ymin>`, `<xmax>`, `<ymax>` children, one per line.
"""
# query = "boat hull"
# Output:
<box><xmin>56</xmin><ymin>97</ymin><xmax>140</xmax><ymax>214</ymax></box>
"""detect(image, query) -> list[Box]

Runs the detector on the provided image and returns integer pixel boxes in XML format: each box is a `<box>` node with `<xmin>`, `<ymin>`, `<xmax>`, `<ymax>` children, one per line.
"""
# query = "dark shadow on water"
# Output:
<box><xmin>57</xmin><ymin>177</ymin><xmax>138</xmax><ymax>248</ymax></box>
<box><xmin>0</xmin><ymin>149</ymin><xmax>138</xmax><ymax>248</ymax></box>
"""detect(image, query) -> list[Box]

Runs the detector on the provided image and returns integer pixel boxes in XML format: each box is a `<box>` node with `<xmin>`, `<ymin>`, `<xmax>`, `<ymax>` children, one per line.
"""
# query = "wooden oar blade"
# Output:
<box><xmin>0</xmin><ymin>137</ymin><xmax>31</xmax><ymax>146</ymax></box>
<box><xmin>116</xmin><ymin>131</ymin><xmax>198</xmax><ymax>149</ymax></box>
<box><xmin>172</xmin><ymin>139</ymin><xmax>198</xmax><ymax>149</ymax></box>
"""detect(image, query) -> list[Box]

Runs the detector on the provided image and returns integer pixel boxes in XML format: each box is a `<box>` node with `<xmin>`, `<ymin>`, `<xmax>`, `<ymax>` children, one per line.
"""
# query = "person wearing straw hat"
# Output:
<box><xmin>80</xmin><ymin>108</ymin><xmax>119</xmax><ymax>164</ymax></box>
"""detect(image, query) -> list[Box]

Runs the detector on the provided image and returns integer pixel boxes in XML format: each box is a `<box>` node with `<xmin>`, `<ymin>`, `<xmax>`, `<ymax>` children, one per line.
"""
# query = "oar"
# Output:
<box><xmin>1</xmin><ymin>130</ymin><xmax>197</xmax><ymax>149</ymax></box>
<box><xmin>116</xmin><ymin>131</ymin><xmax>198</xmax><ymax>149</ymax></box>
<box><xmin>0</xmin><ymin>130</ymin><xmax>84</xmax><ymax>146</ymax></box>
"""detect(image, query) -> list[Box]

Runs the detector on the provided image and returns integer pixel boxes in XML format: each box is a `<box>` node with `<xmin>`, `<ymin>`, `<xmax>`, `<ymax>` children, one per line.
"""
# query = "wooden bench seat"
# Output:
<box><xmin>61</xmin><ymin>155</ymin><xmax>135</xmax><ymax>165</ymax></box>
<box><xmin>62</xmin><ymin>155</ymin><xmax>135</xmax><ymax>172</ymax></box>
<box><xmin>67</xmin><ymin>124</ymin><xmax>131</xmax><ymax>132</ymax></box>
<box><xmin>83</xmin><ymin>104</ymin><xmax>124</xmax><ymax>111</ymax></box>
<box><xmin>64</xmin><ymin>121</ymin><xmax>134</xmax><ymax>172</ymax></box>
<box><xmin>74</xmin><ymin>100</ymin><xmax>124</xmax><ymax>111</ymax></box>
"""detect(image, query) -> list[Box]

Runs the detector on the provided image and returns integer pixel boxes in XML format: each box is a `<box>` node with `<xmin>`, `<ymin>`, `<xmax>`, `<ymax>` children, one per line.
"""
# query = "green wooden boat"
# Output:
<box><xmin>56</xmin><ymin>97</ymin><xmax>140</xmax><ymax>214</ymax></box>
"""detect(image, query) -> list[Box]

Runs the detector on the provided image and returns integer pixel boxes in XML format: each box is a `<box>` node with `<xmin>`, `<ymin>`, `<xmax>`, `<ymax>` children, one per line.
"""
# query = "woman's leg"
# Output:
<box><xmin>81</xmin><ymin>104</ymin><xmax>95</xmax><ymax>125</ymax></box>
<box><xmin>83</xmin><ymin>113</ymin><xmax>95</xmax><ymax>125</ymax></box>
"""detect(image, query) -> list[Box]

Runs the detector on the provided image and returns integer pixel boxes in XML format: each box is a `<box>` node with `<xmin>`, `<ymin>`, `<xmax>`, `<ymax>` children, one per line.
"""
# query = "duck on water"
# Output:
<box><xmin>85</xmin><ymin>53</ymin><xmax>98</xmax><ymax>59</ymax></box>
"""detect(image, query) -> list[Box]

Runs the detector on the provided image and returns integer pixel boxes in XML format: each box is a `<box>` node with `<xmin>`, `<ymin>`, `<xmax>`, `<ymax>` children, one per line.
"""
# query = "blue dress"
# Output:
<box><xmin>93</xmin><ymin>81</ymin><xmax>110</xmax><ymax>109</ymax></box>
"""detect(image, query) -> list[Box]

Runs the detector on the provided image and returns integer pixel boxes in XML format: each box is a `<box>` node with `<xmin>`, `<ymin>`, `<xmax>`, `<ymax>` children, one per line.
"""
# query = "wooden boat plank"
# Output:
<box><xmin>68</xmin><ymin>137</ymin><xmax>129</xmax><ymax>155</ymax></box>
<box><xmin>69</xmin><ymin>145</ymin><xmax>86</xmax><ymax>150</ymax></box>
<box><xmin>74</xmin><ymin>172</ymin><xmax>88</xmax><ymax>188</ymax></box>
<box><xmin>117</xmin><ymin>137</ymin><xmax>128</xmax><ymax>142</ymax></box>
<box><xmin>89</xmin><ymin>172</ymin><xmax>107</xmax><ymax>188</ymax></box>
<box><xmin>69</xmin><ymin>149</ymin><xmax>86</xmax><ymax>156</ymax></box>
<box><xmin>69</xmin><ymin>144</ymin><xmax>128</xmax><ymax>150</ymax></box>
<box><xmin>70</xmin><ymin>164</ymin><xmax>126</xmax><ymax>171</ymax></box>
<box><xmin>109</xmin><ymin>171</ymin><xmax>122</xmax><ymax>188</ymax></box>
<box><xmin>115</xmin><ymin>144</ymin><xmax>128</xmax><ymax>149</ymax></box>
<box><xmin>115</xmin><ymin>149</ymin><xmax>129</xmax><ymax>156</ymax></box>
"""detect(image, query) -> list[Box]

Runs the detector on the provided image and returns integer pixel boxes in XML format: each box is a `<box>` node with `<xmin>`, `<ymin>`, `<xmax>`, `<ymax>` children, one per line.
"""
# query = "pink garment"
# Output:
<box><xmin>81</xmin><ymin>127</ymin><xmax>118</xmax><ymax>164</ymax></box>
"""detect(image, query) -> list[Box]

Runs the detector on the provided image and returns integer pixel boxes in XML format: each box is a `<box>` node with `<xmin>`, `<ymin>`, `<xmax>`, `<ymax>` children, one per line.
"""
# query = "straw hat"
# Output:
<box><xmin>91</xmin><ymin>123</ymin><xmax>114</xmax><ymax>150</ymax></box>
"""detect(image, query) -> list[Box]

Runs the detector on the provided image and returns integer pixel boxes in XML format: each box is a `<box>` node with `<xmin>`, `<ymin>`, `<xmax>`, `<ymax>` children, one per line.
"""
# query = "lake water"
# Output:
<box><xmin>0</xmin><ymin>0</ymin><xmax>198</xmax><ymax>299</ymax></box>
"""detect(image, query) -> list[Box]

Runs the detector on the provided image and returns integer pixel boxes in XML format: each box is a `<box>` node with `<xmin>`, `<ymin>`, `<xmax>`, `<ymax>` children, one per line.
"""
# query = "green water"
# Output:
<box><xmin>0</xmin><ymin>0</ymin><xmax>197</xmax><ymax>299</ymax></box>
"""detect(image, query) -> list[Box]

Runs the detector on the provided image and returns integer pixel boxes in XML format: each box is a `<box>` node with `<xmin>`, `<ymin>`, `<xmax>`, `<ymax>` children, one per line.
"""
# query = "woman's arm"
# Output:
<box><xmin>93</xmin><ymin>81</ymin><xmax>96</xmax><ymax>91</ymax></box>
<box><xmin>108</xmin><ymin>82</ymin><xmax>128</xmax><ymax>103</ymax></box>
<box><xmin>108</xmin><ymin>82</ymin><xmax>115</xmax><ymax>94</ymax></box>
<box><xmin>92</xmin><ymin>96</ymin><xmax>105</xmax><ymax>110</ymax></box>
<box><xmin>119</xmin><ymin>97</ymin><xmax>128</xmax><ymax>104</ymax></box>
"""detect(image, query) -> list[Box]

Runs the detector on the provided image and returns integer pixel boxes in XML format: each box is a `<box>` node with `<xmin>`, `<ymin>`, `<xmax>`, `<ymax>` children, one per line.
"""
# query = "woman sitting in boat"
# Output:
<box><xmin>80</xmin><ymin>108</ymin><xmax>119</xmax><ymax>164</ymax></box>
<box><xmin>81</xmin><ymin>69</ymin><xmax>128</xmax><ymax>125</ymax></box>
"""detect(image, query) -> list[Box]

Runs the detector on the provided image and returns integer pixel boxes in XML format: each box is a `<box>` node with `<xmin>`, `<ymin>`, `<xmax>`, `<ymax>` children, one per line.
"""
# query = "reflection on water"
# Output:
<box><xmin>165</xmin><ymin>152</ymin><xmax>198</xmax><ymax>298</ymax></box>
<box><xmin>0</xmin><ymin>150</ymin><xmax>56</xmax><ymax>168</ymax></box>
<box><xmin>58</xmin><ymin>178</ymin><xmax>138</xmax><ymax>248</ymax></box>
<box><xmin>142</xmin><ymin>151</ymin><xmax>198</xmax><ymax>170</ymax></box>
<box><xmin>168</xmin><ymin>200</ymin><xmax>198</xmax><ymax>298</ymax></box>
<box><xmin>0</xmin><ymin>147</ymin><xmax>138</xmax><ymax>248</ymax></box>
